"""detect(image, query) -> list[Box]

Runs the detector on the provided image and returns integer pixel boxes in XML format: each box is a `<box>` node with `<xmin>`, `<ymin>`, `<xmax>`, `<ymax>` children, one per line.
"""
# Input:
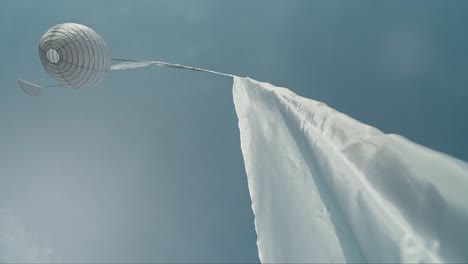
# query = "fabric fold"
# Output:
<box><xmin>233</xmin><ymin>77</ymin><xmax>468</xmax><ymax>263</ymax></box>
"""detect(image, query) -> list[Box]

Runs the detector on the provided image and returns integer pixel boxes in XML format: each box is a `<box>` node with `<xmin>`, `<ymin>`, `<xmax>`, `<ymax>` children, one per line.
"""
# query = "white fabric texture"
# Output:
<box><xmin>233</xmin><ymin>77</ymin><xmax>468</xmax><ymax>263</ymax></box>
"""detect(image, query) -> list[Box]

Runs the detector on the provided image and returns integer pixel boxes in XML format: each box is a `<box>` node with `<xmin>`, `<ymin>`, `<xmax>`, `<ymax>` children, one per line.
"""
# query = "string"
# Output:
<box><xmin>111</xmin><ymin>58</ymin><xmax>236</xmax><ymax>78</ymax></box>
<box><xmin>19</xmin><ymin>58</ymin><xmax>237</xmax><ymax>95</ymax></box>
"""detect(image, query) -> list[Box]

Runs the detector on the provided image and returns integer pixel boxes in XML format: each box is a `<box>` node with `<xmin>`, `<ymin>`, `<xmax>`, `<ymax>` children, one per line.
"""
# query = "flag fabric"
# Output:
<box><xmin>233</xmin><ymin>77</ymin><xmax>468</xmax><ymax>263</ymax></box>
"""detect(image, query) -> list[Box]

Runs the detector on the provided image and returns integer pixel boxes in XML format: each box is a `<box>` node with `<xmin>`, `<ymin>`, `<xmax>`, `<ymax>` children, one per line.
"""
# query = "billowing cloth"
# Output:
<box><xmin>233</xmin><ymin>77</ymin><xmax>468</xmax><ymax>263</ymax></box>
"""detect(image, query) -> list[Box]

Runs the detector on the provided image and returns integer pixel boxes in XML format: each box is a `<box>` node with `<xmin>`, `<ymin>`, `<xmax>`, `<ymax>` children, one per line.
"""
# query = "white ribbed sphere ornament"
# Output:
<box><xmin>39</xmin><ymin>23</ymin><xmax>111</xmax><ymax>88</ymax></box>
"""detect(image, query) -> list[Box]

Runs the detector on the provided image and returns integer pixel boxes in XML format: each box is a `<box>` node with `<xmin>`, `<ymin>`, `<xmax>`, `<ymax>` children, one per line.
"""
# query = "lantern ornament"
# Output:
<box><xmin>18</xmin><ymin>23</ymin><xmax>234</xmax><ymax>96</ymax></box>
<box><xmin>38</xmin><ymin>23</ymin><xmax>111</xmax><ymax>88</ymax></box>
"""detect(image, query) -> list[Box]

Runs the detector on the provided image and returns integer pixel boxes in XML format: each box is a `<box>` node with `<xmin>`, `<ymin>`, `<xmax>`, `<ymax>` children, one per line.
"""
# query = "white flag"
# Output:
<box><xmin>233</xmin><ymin>77</ymin><xmax>468</xmax><ymax>263</ymax></box>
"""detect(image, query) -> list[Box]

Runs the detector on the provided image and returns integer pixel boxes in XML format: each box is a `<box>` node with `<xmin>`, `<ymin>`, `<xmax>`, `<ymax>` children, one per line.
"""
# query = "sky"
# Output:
<box><xmin>1</xmin><ymin>0</ymin><xmax>467</xmax><ymax>263</ymax></box>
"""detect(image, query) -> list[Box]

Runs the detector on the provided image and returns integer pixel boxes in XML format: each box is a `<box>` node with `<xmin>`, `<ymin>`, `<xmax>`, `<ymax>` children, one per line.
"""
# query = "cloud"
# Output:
<box><xmin>0</xmin><ymin>209</ymin><xmax>60</xmax><ymax>263</ymax></box>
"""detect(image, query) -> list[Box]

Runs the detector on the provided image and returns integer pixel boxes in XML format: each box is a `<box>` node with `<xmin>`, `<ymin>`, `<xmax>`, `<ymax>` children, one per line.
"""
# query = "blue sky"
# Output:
<box><xmin>1</xmin><ymin>0</ymin><xmax>467</xmax><ymax>262</ymax></box>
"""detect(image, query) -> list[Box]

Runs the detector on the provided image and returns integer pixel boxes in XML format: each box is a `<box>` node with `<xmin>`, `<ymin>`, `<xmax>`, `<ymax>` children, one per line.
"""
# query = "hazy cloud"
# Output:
<box><xmin>0</xmin><ymin>209</ymin><xmax>60</xmax><ymax>263</ymax></box>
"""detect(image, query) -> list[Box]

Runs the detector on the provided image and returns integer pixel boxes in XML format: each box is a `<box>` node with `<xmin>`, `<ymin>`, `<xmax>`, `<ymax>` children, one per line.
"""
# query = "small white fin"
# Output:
<box><xmin>18</xmin><ymin>79</ymin><xmax>42</xmax><ymax>96</ymax></box>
